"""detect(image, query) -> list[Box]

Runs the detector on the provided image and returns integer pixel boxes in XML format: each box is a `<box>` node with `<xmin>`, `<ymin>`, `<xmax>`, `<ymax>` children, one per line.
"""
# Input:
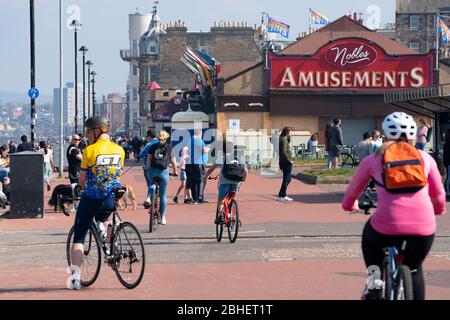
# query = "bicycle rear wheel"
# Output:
<box><xmin>395</xmin><ymin>265</ymin><xmax>414</xmax><ymax>300</ymax></box>
<box><xmin>227</xmin><ymin>200</ymin><xmax>239</xmax><ymax>243</ymax></box>
<box><xmin>215</xmin><ymin>207</ymin><xmax>224</xmax><ymax>242</ymax></box>
<box><xmin>111</xmin><ymin>222</ymin><xmax>146</xmax><ymax>289</ymax></box>
<box><xmin>149</xmin><ymin>192</ymin><xmax>160</xmax><ymax>233</ymax></box>
<box><xmin>66</xmin><ymin>225</ymin><xmax>101</xmax><ymax>287</ymax></box>
<box><xmin>341</xmin><ymin>153</ymin><xmax>355</xmax><ymax>168</ymax></box>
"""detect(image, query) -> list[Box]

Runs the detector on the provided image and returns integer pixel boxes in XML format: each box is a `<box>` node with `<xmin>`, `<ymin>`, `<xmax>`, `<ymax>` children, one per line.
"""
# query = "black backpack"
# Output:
<box><xmin>222</xmin><ymin>157</ymin><xmax>246</xmax><ymax>182</ymax></box>
<box><xmin>151</xmin><ymin>143</ymin><xmax>170</xmax><ymax>169</ymax></box>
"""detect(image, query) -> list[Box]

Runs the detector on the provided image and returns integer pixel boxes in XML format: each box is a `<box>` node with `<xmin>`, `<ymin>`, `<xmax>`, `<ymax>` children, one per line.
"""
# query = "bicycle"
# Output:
<box><xmin>66</xmin><ymin>187</ymin><xmax>146</xmax><ymax>289</ymax></box>
<box><xmin>339</xmin><ymin>145</ymin><xmax>358</xmax><ymax>168</ymax></box>
<box><xmin>209</xmin><ymin>176</ymin><xmax>241</xmax><ymax>243</ymax></box>
<box><xmin>359</xmin><ymin>202</ymin><xmax>414</xmax><ymax>300</ymax></box>
<box><xmin>148</xmin><ymin>176</ymin><xmax>162</xmax><ymax>233</ymax></box>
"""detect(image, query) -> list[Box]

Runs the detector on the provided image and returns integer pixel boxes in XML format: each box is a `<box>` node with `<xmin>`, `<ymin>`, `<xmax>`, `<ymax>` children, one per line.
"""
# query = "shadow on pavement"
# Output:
<box><xmin>289</xmin><ymin>193</ymin><xmax>345</xmax><ymax>204</ymax></box>
<box><xmin>0</xmin><ymin>287</ymin><xmax>68</xmax><ymax>294</ymax></box>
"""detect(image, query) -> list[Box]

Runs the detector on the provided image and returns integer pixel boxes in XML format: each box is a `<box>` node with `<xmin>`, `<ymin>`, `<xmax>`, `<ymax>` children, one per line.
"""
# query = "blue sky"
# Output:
<box><xmin>0</xmin><ymin>0</ymin><xmax>395</xmax><ymax>99</ymax></box>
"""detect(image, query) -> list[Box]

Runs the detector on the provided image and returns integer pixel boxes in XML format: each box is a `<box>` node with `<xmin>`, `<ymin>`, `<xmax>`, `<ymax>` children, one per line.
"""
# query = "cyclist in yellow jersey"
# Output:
<box><xmin>67</xmin><ymin>117</ymin><xmax>125</xmax><ymax>290</ymax></box>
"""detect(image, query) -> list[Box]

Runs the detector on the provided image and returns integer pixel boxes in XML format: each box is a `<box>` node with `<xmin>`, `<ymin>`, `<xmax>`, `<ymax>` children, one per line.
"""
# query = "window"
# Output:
<box><xmin>409</xmin><ymin>41</ymin><xmax>420</xmax><ymax>52</ymax></box>
<box><xmin>132</xmin><ymin>88</ymin><xmax>138</xmax><ymax>102</ymax></box>
<box><xmin>410</xmin><ymin>15</ymin><xmax>419</xmax><ymax>29</ymax></box>
<box><xmin>131</xmin><ymin>40</ymin><xmax>139</xmax><ymax>51</ymax></box>
<box><xmin>150</xmin><ymin>65</ymin><xmax>158</xmax><ymax>81</ymax></box>
<box><xmin>163</xmin><ymin>90</ymin><xmax>169</xmax><ymax>97</ymax></box>
<box><xmin>130</xmin><ymin>64</ymin><xmax>138</xmax><ymax>76</ymax></box>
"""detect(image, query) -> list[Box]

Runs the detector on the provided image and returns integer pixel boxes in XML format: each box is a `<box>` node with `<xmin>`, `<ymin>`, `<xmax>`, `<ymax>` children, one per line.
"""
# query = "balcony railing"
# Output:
<box><xmin>120</xmin><ymin>49</ymin><xmax>140</xmax><ymax>61</ymax></box>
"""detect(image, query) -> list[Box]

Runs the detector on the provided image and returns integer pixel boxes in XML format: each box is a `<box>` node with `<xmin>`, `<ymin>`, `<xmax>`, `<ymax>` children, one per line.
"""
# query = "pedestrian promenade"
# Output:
<box><xmin>1</xmin><ymin>162</ymin><xmax>450</xmax><ymax>300</ymax></box>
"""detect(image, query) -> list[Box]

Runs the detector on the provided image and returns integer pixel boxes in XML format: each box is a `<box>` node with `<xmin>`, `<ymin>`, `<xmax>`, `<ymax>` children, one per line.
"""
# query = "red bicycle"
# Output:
<box><xmin>209</xmin><ymin>177</ymin><xmax>240</xmax><ymax>243</ymax></box>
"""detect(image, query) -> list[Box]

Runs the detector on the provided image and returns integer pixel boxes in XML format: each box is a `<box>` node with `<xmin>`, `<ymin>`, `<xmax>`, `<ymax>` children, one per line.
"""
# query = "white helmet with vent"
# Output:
<box><xmin>382</xmin><ymin>112</ymin><xmax>417</xmax><ymax>141</ymax></box>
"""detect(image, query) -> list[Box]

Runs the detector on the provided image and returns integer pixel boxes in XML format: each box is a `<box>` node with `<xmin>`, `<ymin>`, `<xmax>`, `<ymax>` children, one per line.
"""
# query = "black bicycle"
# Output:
<box><xmin>340</xmin><ymin>145</ymin><xmax>358</xmax><ymax>168</ymax></box>
<box><xmin>359</xmin><ymin>202</ymin><xmax>414</xmax><ymax>300</ymax></box>
<box><xmin>66</xmin><ymin>187</ymin><xmax>146</xmax><ymax>289</ymax></box>
<box><xmin>148</xmin><ymin>176</ymin><xmax>162</xmax><ymax>233</ymax></box>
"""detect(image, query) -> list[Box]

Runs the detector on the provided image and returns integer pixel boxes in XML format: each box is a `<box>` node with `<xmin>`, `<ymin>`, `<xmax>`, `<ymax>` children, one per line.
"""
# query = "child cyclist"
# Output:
<box><xmin>342</xmin><ymin>112</ymin><xmax>445</xmax><ymax>300</ymax></box>
<box><xmin>204</xmin><ymin>141</ymin><xmax>247</xmax><ymax>224</ymax></box>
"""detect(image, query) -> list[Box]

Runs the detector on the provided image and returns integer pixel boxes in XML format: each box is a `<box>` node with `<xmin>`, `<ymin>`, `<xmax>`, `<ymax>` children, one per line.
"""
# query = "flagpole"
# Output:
<box><xmin>309</xmin><ymin>8</ymin><xmax>311</xmax><ymax>33</ymax></box>
<box><xmin>436</xmin><ymin>14</ymin><xmax>440</xmax><ymax>72</ymax></box>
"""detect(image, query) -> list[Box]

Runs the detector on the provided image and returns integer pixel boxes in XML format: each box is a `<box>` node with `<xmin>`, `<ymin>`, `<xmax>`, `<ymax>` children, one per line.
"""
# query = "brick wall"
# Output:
<box><xmin>158</xmin><ymin>28</ymin><xmax>261</xmax><ymax>89</ymax></box>
<box><xmin>224</xmin><ymin>65</ymin><xmax>264</xmax><ymax>96</ymax></box>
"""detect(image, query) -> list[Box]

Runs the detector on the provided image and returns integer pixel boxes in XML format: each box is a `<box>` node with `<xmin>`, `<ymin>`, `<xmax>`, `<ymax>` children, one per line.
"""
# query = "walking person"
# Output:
<box><xmin>443</xmin><ymin>129</ymin><xmax>450</xmax><ymax>197</ymax></box>
<box><xmin>140</xmin><ymin>129</ymin><xmax>158</xmax><ymax>194</ymax></box>
<box><xmin>325</xmin><ymin>121</ymin><xmax>334</xmax><ymax>169</ymax></box>
<box><xmin>415</xmin><ymin>118</ymin><xmax>430</xmax><ymax>151</ymax></box>
<box><xmin>143</xmin><ymin>130</ymin><xmax>178</xmax><ymax>225</ymax></box>
<box><xmin>67</xmin><ymin>134</ymin><xmax>83</xmax><ymax>184</ymax></box>
<box><xmin>38</xmin><ymin>141</ymin><xmax>54</xmax><ymax>192</ymax></box>
<box><xmin>186</xmin><ymin>130</ymin><xmax>210</xmax><ymax>204</ymax></box>
<box><xmin>173</xmin><ymin>146</ymin><xmax>190</xmax><ymax>204</ymax></box>
<box><xmin>329</xmin><ymin>118</ymin><xmax>343</xmax><ymax>169</ymax></box>
<box><xmin>277</xmin><ymin>127</ymin><xmax>294</xmax><ymax>202</ymax></box>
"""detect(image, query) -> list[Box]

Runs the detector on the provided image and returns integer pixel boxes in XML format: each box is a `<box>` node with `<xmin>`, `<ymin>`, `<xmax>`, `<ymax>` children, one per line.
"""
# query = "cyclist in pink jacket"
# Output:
<box><xmin>342</xmin><ymin>112</ymin><xmax>446</xmax><ymax>300</ymax></box>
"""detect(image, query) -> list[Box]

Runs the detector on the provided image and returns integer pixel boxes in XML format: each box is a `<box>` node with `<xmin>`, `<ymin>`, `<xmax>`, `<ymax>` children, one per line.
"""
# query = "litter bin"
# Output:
<box><xmin>9</xmin><ymin>151</ymin><xmax>44</xmax><ymax>219</ymax></box>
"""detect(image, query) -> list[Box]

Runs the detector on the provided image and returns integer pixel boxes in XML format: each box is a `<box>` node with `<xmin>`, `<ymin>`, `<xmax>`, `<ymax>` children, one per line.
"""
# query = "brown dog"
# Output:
<box><xmin>118</xmin><ymin>184</ymin><xmax>136</xmax><ymax>210</ymax></box>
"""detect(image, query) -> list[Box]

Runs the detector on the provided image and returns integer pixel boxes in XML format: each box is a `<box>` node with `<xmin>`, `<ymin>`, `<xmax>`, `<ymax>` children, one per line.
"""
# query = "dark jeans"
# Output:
<box><xmin>362</xmin><ymin>220</ymin><xmax>435</xmax><ymax>300</ymax></box>
<box><xmin>186</xmin><ymin>164</ymin><xmax>203</xmax><ymax>201</ymax></box>
<box><xmin>68</xmin><ymin>166</ymin><xmax>80</xmax><ymax>184</ymax></box>
<box><xmin>278</xmin><ymin>162</ymin><xmax>292</xmax><ymax>198</ymax></box>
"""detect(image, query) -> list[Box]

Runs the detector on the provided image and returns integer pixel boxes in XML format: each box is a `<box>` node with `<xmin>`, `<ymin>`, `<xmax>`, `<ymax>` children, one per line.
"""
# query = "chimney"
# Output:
<box><xmin>353</xmin><ymin>12</ymin><xmax>357</xmax><ymax>21</ymax></box>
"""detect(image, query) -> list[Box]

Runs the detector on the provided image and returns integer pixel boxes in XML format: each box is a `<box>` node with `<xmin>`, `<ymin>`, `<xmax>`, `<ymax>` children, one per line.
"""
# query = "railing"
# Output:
<box><xmin>120</xmin><ymin>49</ymin><xmax>140</xmax><ymax>61</ymax></box>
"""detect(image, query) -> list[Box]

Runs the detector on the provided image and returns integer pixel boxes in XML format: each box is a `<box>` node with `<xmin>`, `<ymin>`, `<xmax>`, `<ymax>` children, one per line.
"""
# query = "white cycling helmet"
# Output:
<box><xmin>382</xmin><ymin>112</ymin><xmax>417</xmax><ymax>141</ymax></box>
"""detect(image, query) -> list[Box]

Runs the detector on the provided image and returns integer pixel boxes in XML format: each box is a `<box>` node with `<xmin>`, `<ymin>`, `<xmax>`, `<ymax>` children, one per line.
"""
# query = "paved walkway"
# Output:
<box><xmin>1</xmin><ymin>161</ymin><xmax>450</xmax><ymax>300</ymax></box>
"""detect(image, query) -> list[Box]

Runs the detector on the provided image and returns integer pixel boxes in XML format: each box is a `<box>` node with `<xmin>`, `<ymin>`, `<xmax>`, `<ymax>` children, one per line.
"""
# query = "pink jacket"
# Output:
<box><xmin>342</xmin><ymin>150</ymin><xmax>446</xmax><ymax>236</ymax></box>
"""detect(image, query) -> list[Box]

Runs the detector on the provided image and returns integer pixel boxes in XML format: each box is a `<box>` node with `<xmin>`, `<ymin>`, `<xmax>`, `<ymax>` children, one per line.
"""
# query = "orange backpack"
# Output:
<box><xmin>376</xmin><ymin>142</ymin><xmax>427</xmax><ymax>193</ymax></box>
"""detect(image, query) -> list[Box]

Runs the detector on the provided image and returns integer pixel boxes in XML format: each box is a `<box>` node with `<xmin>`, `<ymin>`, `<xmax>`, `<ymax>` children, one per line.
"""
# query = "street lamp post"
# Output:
<box><xmin>70</xmin><ymin>19</ymin><xmax>82</xmax><ymax>134</ymax></box>
<box><xmin>29</xmin><ymin>0</ymin><xmax>36</xmax><ymax>148</ymax></box>
<box><xmin>85</xmin><ymin>60</ymin><xmax>93</xmax><ymax>118</ymax></box>
<box><xmin>79</xmin><ymin>46</ymin><xmax>88</xmax><ymax>132</ymax></box>
<box><xmin>91</xmin><ymin>71</ymin><xmax>97</xmax><ymax>116</ymax></box>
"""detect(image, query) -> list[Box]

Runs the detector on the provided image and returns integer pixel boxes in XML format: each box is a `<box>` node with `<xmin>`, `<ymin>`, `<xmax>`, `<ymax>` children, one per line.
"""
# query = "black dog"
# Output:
<box><xmin>49</xmin><ymin>183</ymin><xmax>82</xmax><ymax>216</ymax></box>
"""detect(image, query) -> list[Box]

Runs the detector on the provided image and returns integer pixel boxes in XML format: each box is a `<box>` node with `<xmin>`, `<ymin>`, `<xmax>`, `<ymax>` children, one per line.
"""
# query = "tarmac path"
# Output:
<box><xmin>1</xmin><ymin>162</ymin><xmax>450</xmax><ymax>300</ymax></box>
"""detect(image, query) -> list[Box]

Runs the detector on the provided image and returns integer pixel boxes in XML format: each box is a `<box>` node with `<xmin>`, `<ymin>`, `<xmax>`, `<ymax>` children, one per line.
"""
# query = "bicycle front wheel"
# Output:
<box><xmin>66</xmin><ymin>224</ymin><xmax>102</xmax><ymax>287</ymax></box>
<box><xmin>111</xmin><ymin>222</ymin><xmax>146</xmax><ymax>289</ymax></box>
<box><xmin>227</xmin><ymin>200</ymin><xmax>239</xmax><ymax>243</ymax></box>
<box><xmin>395</xmin><ymin>265</ymin><xmax>414</xmax><ymax>300</ymax></box>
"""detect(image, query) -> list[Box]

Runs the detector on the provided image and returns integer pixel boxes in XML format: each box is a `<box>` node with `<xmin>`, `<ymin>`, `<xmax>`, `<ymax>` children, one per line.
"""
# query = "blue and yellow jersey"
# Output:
<box><xmin>81</xmin><ymin>138</ymin><xmax>125</xmax><ymax>199</ymax></box>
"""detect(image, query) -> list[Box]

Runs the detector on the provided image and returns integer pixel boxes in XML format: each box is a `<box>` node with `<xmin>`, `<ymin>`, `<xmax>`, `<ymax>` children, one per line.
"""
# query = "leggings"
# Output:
<box><xmin>362</xmin><ymin>220</ymin><xmax>435</xmax><ymax>300</ymax></box>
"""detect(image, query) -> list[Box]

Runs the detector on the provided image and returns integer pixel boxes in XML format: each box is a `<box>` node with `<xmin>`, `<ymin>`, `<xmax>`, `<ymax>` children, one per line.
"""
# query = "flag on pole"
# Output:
<box><xmin>310</xmin><ymin>8</ymin><xmax>329</xmax><ymax>25</ymax></box>
<box><xmin>267</xmin><ymin>16</ymin><xmax>290</xmax><ymax>38</ymax></box>
<box><xmin>438</xmin><ymin>17</ymin><xmax>450</xmax><ymax>45</ymax></box>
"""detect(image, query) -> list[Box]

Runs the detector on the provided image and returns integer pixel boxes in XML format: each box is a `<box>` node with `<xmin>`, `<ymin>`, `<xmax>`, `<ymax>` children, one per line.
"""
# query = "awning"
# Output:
<box><xmin>384</xmin><ymin>84</ymin><xmax>450</xmax><ymax>119</ymax></box>
<box><xmin>149</xmin><ymin>81</ymin><xmax>161</xmax><ymax>91</ymax></box>
<box><xmin>383</xmin><ymin>84</ymin><xmax>450</xmax><ymax>154</ymax></box>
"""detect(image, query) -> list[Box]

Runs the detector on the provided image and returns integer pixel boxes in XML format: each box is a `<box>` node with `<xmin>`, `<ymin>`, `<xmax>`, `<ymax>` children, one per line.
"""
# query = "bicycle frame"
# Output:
<box><xmin>383</xmin><ymin>241</ymin><xmax>408</xmax><ymax>300</ymax></box>
<box><xmin>222</xmin><ymin>191</ymin><xmax>236</xmax><ymax>225</ymax></box>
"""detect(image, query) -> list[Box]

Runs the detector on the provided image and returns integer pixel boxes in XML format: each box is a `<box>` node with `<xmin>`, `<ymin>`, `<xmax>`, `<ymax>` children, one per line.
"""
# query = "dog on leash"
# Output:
<box><xmin>49</xmin><ymin>183</ymin><xmax>82</xmax><ymax>216</ymax></box>
<box><xmin>118</xmin><ymin>184</ymin><xmax>136</xmax><ymax>210</ymax></box>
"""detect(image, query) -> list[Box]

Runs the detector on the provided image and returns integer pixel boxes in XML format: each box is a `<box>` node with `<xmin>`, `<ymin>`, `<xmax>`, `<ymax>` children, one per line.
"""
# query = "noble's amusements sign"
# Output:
<box><xmin>269</xmin><ymin>38</ymin><xmax>435</xmax><ymax>90</ymax></box>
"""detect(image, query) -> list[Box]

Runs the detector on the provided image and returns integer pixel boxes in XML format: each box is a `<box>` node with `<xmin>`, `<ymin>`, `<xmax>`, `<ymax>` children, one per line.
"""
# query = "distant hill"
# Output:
<box><xmin>0</xmin><ymin>91</ymin><xmax>53</xmax><ymax>105</ymax></box>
